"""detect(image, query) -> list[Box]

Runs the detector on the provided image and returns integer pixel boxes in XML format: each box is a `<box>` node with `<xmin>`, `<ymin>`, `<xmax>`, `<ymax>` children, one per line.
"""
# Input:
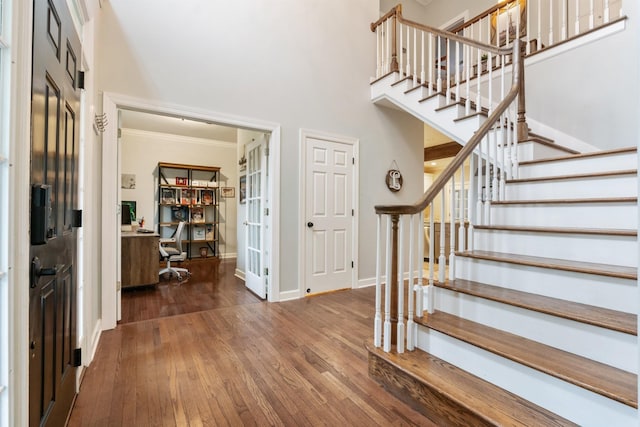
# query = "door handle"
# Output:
<box><xmin>30</xmin><ymin>256</ymin><xmax>59</xmax><ymax>288</ymax></box>
<box><xmin>307</xmin><ymin>222</ymin><xmax>314</xmax><ymax>228</ymax></box>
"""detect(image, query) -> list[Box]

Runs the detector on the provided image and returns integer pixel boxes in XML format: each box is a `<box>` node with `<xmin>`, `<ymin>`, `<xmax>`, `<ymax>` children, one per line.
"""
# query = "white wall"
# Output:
<box><xmin>95</xmin><ymin>0</ymin><xmax>425</xmax><ymax>294</ymax></box>
<box><xmin>120</xmin><ymin>128</ymin><xmax>238</xmax><ymax>257</ymax></box>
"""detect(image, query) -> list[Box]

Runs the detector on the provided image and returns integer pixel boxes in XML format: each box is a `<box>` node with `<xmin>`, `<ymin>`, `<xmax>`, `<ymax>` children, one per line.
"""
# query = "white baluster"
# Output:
<box><xmin>428</xmin><ymin>203</ymin><xmax>434</xmax><ymax>287</ymax></box>
<box><xmin>385</xmin><ymin>19</ymin><xmax>391</xmax><ymax>73</ymax></box>
<box><xmin>604</xmin><ymin>0</ymin><xmax>610</xmax><ymax>23</ymax></box>
<box><xmin>416</xmin><ymin>212</ymin><xmax>424</xmax><ymax>317</ymax></box>
<box><xmin>526</xmin><ymin>0</ymin><xmax>531</xmax><ymax>55</ymax></box>
<box><xmin>455</xmin><ymin>41</ymin><xmax>460</xmax><ymax>103</ymax></box>
<box><xmin>413</xmin><ymin>27</ymin><xmax>417</xmax><ymax>84</ymax></box>
<box><xmin>407</xmin><ymin>214</ymin><xmax>415</xmax><ymax>351</ymax></box>
<box><xmin>383</xmin><ymin>215</ymin><xmax>392</xmax><ymax>352</ymax></box>
<box><xmin>449</xmin><ymin>175</ymin><xmax>456</xmax><ymax>279</ymax></box>
<box><xmin>476</xmin><ymin>47</ymin><xmax>481</xmax><ymax>113</ymax></box>
<box><xmin>459</xmin><ymin>166</ymin><xmax>466</xmax><ymax>252</ymax></box>
<box><xmin>476</xmin><ymin>145</ymin><xmax>484</xmax><ymax>225</ymax></box>
<box><xmin>464</xmin><ymin>31</ymin><xmax>471</xmax><ymax>115</ymax></box>
<box><xmin>575</xmin><ymin>0</ymin><xmax>580</xmax><ymax>37</ymax></box>
<box><xmin>589</xmin><ymin>0</ymin><xmax>595</xmax><ymax>29</ymax></box>
<box><xmin>399</xmin><ymin>23</ymin><xmax>404</xmax><ymax>77</ymax></box>
<box><xmin>468</xmin><ymin>154</ymin><xmax>475</xmax><ymax>250</ymax></box>
<box><xmin>511</xmin><ymin>103</ymin><xmax>519</xmax><ymax>178</ymax></box>
<box><xmin>549</xmin><ymin>1</ymin><xmax>554</xmax><ymax>45</ymax></box>
<box><xmin>484</xmin><ymin>135</ymin><xmax>491</xmax><ymax>223</ymax></box>
<box><xmin>499</xmin><ymin>113</ymin><xmax>507</xmax><ymax>200</ymax></box>
<box><xmin>437</xmin><ymin>36</ymin><xmax>442</xmax><ymax>93</ymax></box>
<box><xmin>420</xmin><ymin>30</ymin><xmax>426</xmax><ymax>85</ymax></box>
<box><xmin>427</xmin><ymin>202</ymin><xmax>435</xmax><ymax>313</ymax></box>
<box><xmin>445</xmin><ymin>39</ymin><xmax>451</xmax><ymax>101</ymax></box>
<box><xmin>438</xmin><ymin>191</ymin><xmax>446</xmax><ymax>283</ymax></box>
<box><xmin>397</xmin><ymin>216</ymin><xmax>405</xmax><ymax>353</ymax></box>
<box><xmin>492</xmin><ymin>126</ymin><xmax>499</xmax><ymax>202</ymax></box>
<box><xmin>374</xmin><ymin>214</ymin><xmax>382</xmax><ymax>347</ymax></box>
<box><xmin>537</xmin><ymin>0</ymin><xmax>542</xmax><ymax>51</ymax></box>
<box><xmin>487</xmin><ymin>52</ymin><xmax>493</xmax><ymax>114</ymax></box>
<box><xmin>428</xmin><ymin>33</ymin><xmax>434</xmax><ymax>95</ymax></box>
<box><xmin>562</xmin><ymin>0</ymin><xmax>568</xmax><ymax>40</ymax></box>
<box><xmin>376</xmin><ymin>26</ymin><xmax>380</xmax><ymax>78</ymax></box>
<box><xmin>406</xmin><ymin>25</ymin><xmax>411</xmax><ymax>78</ymax></box>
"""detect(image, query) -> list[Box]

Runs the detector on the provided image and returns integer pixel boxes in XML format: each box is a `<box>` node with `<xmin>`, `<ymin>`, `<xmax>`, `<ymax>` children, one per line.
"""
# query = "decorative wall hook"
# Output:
<box><xmin>93</xmin><ymin>113</ymin><xmax>108</xmax><ymax>134</ymax></box>
<box><xmin>386</xmin><ymin>160</ymin><xmax>403</xmax><ymax>192</ymax></box>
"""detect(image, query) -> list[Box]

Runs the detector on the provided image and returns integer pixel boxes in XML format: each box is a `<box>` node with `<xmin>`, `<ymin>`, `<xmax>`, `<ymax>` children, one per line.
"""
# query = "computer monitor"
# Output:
<box><xmin>121</xmin><ymin>201</ymin><xmax>136</xmax><ymax>225</ymax></box>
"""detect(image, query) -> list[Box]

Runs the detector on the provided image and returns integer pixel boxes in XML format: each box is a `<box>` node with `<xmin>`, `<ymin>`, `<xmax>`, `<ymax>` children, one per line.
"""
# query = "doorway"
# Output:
<box><xmin>101</xmin><ymin>93</ymin><xmax>281</xmax><ymax>330</ymax></box>
<box><xmin>299</xmin><ymin>129</ymin><xmax>358</xmax><ymax>296</ymax></box>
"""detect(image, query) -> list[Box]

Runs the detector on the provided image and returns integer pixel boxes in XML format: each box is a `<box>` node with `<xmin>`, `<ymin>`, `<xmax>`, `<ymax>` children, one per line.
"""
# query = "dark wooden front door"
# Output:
<box><xmin>29</xmin><ymin>0</ymin><xmax>81</xmax><ymax>425</ymax></box>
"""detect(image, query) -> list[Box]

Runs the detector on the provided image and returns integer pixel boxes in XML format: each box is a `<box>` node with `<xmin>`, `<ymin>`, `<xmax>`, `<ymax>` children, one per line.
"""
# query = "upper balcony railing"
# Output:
<box><xmin>449</xmin><ymin>0</ymin><xmax>623</xmax><ymax>56</ymax></box>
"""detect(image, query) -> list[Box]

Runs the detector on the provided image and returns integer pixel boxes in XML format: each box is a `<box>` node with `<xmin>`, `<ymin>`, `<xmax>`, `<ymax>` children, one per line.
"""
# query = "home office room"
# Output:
<box><xmin>117</xmin><ymin>109</ymin><xmax>263</xmax><ymax>323</ymax></box>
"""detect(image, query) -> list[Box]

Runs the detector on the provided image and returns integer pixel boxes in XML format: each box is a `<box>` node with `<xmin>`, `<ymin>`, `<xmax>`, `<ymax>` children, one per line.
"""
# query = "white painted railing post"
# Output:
<box><xmin>383</xmin><ymin>215</ymin><xmax>392</xmax><ymax>352</ymax></box>
<box><xmin>549</xmin><ymin>1</ymin><xmax>554</xmax><ymax>45</ymax></box>
<box><xmin>416</xmin><ymin>211</ymin><xmax>425</xmax><ymax>317</ymax></box>
<box><xmin>374</xmin><ymin>214</ymin><xmax>382</xmax><ymax>347</ymax></box>
<box><xmin>449</xmin><ymin>175</ymin><xmax>456</xmax><ymax>278</ymax></box>
<box><xmin>589</xmin><ymin>0</ymin><xmax>595</xmax><ymax>30</ymax></box>
<box><xmin>604</xmin><ymin>0</ymin><xmax>610</xmax><ymax>23</ymax></box>
<box><xmin>413</xmin><ymin>27</ymin><xmax>418</xmax><ymax>85</ymax></box>
<box><xmin>458</xmin><ymin>166</ymin><xmax>466</xmax><ymax>252</ymax></box>
<box><xmin>575</xmin><ymin>0</ymin><xmax>581</xmax><ymax>38</ymax></box>
<box><xmin>562</xmin><ymin>0</ymin><xmax>568</xmax><ymax>40</ymax></box>
<box><xmin>399</xmin><ymin>23</ymin><xmax>404</xmax><ymax>77</ymax></box>
<box><xmin>438</xmin><ymin>191</ymin><xmax>446</xmax><ymax>283</ymax></box>
<box><xmin>420</xmin><ymin>30</ymin><xmax>426</xmax><ymax>85</ymax></box>
<box><xmin>468</xmin><ymin>154</ymin><xmax>476</xmax><ymax>250</ymax></box>
<box><xmin>397</xmin><ymin>216</ymin><xmax>405</xmax><ymax>353</ymax></box>
<box><xmin>407</xmin><ymin>214</ymin><xmax>415</xmax><ymax>351</ymax></box>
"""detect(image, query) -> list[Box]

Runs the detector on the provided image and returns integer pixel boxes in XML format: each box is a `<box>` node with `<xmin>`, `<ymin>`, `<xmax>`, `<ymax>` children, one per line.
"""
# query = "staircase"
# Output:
<box><xmin>368</xmin><ymin>9</ymin><xmax>638</xmax><ymax>427</ymax></box>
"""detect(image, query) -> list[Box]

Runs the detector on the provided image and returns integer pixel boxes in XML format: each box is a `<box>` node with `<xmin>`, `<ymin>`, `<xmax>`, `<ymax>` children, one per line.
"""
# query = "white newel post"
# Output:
<box><xmin>407</xmin><ymin>214</ymin><xmax>415</xmax><ymax>351</ymax></box>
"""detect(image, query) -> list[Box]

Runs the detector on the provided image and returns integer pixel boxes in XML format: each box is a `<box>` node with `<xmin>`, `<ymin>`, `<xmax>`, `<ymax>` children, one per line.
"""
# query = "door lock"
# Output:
<box><xmin>307</xmin><ymin>222</ymin><xmax>314</xmax><ymax>228</ymax></box>
<box><xmin>30</xmin><ymin>256</ymin><xmax>59</xmax><ymax>288</ymax></box>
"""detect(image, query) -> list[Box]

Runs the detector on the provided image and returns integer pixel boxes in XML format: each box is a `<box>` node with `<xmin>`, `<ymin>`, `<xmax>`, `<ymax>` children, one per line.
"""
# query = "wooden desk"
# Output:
<box><xmin>121</xmin><ymin>231</ymin><xmax>159</xmax><ymax>288</ymax></box>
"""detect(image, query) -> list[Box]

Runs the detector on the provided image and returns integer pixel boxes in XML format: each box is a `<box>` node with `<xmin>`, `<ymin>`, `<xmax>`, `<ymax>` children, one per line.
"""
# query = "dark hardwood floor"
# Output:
<box><xmin>70</xmin><ymin>260</ymin><xmax>435</xmax><ymax>426</ymax></box>
<box><xmin>120</xmin><ymin>258</ymin><xmax>261</xmax><ymax>324</ymax></box>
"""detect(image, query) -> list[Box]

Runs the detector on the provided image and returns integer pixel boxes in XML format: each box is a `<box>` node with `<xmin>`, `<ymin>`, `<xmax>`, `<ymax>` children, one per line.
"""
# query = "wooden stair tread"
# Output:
<box><xmin>435</xmin><ymin>278</ymin><xmax>637</xmax><ymax>335</ymax></box>
<box><xmin>416</xmin><ymin>311</ymin><xmax>638</xmax><ymax>408</ymax></box>
<box><xmin>519</xmin><ymin>146</ymin><xmax>637</xmax><ymax>166</ymax></box>
<box><xmin>507</xmin><ymin>169</ymin><xmax>637</xmax><ymax>183</ymax></box>
<box><xmin>456</xmin><ymin>250</ymin><xmax>637</xmax><ymax>280</ymax></box>
<box><xmin>473</xmin><ymin>224</ymin><xmax>637</xmax><ymax>237</ymax></box>
<box><xmin>366</xmin><ymin>342</ymin><xmax>578</xmax><ymax>426</ymax></box>
<box><xmin>493</xmin><ymin>196</ymin><xmax>637</xmax><ymax>205</ymax></box>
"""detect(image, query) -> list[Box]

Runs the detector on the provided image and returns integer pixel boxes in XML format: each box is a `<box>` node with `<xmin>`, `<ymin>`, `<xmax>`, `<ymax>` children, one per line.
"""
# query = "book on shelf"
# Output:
<box><xmin>192</xmin><ymin>225</ymin><xmax>206</xmax><ymax>241</ymax></box>
<box><xmin>205</xmin><ymin>224</ymin><xmax>215</xmax><ymax>241</ymax></box>
<box><xmin>161</xmin><ymin>187</ymin><xmax>176</xmax><ymax>204</ymax></box>
<box><xmin>201</xmin><ymin>189</ymin><xmax>214</xmax><ymax>205</ymax></box>
<box><xmin>171</xmin><ymin>206</ymin><xmax>188</xmax><ymax>222</ymax></box>
<box><xmin>191</xmin><ymin>206</ymin><xmax>205</xmax><ymax>223</ymax></box>
<box><xmin>181</xmin><ymin>189</ymin><xmax>195</xmax><ymax>205</ymax></box>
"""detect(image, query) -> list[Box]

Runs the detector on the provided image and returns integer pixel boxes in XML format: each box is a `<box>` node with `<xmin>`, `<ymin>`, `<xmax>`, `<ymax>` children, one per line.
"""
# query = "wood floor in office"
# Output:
<box><xmin>120</xmin><ymin>258</ymin><xmax>261</xmax><ymax>324</ymax></box>
<box><xmin>69</xmin><ymin>284</ymin><xmax>436</xmax><ymax>426</ymax></box>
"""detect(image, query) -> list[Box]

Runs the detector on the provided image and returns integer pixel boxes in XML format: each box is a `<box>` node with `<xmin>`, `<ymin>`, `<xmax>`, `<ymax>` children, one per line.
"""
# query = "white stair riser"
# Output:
<box><xmin>517</xmin><ymin>141</ymin><xmax>573</xmax><ymax>162</ymax></box>
<box><xmin>434</xmin><ymin>287</ymin><xmax>636</xmax><ymax>372</ymax></box>
<box><xmin>416</xmin><ymin>327</ymin><xmax>637</xmax><ymax>427</ymax></box>
<box><xmin>489</xmin><ymin>203</ymin><xmax>637</xmax><ymax>229</ymax></box>
<box><xmin>505</xmin><ymin>175</ymin><xmax>637</xmax><ymax>200</ymax></box>
<box><xmin>454</xmin><ymin>257</ymin><xmax>636</xmax><ymax>313</ymax></box>
<box><xmin>473</xmin><ymin>229</ymin><xmax>637</xmax><ymax>267</ymax></box>
<box><xmin>519</xmin><ymin>153</ymin><xmax>637</xmax><ymax>178</ymax></box>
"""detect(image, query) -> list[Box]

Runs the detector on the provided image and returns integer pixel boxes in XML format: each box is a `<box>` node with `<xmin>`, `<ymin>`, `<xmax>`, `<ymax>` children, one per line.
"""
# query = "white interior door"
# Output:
<box><xmin>304</xmin><ymin>136</ymin><xmax>354</xmax><ymax>295</ymax></box>
<box><xmin>245</xmin><ymin>137</ymin><xmax>267</xmax><ymax>298</ymax></box>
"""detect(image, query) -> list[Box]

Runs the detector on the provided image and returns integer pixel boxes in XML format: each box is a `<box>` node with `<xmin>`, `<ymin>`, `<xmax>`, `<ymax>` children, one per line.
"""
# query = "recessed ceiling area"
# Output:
<box><xmin>424</xmin><ymin>123</ymin><xmax>458</xmax><ymax>174</ymax></box>
<box><xmin>119</xmin><ymin>109</ymin><xmax>239</xmax><ymax>143</ymax></box>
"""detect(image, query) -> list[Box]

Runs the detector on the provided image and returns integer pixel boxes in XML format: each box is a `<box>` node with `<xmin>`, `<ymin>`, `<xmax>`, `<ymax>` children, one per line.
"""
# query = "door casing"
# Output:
<box><xmin>298</xmin><ymin>128</ymin><xmax>359</xmax><ymax>298</ymax></box>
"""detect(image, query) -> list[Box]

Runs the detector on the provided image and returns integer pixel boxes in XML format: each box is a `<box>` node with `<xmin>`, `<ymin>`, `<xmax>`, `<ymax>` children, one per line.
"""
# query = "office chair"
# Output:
<box><xmin>159</xmin><ymin>221</ymin><xmax>190</xmax><ymax>281</ymax></box>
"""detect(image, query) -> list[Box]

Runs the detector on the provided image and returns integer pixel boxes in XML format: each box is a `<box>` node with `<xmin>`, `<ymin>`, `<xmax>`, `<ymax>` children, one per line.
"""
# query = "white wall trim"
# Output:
<box><xmin>9</xmin><ymin>0</ymin><xmax>34</xmax><ymax>424</ymax></box>
<box><xmin>120</xmin><ymin>128</ymin><xmax>237</xmax><ymax>149</ymax></box>
<box><xmin>298</xmin><ymin>128</ymin><xmax>359</xmax><ymax>299</ymax></box>
<box><xmin>101</xmin><ymin>92</ymin><xmax>282</xmax><ymax>329</ymax></box>
<box><xmin>234</xmin><ymin>269</ymin><xmax>246</xmax><ymax>281</ymax></box>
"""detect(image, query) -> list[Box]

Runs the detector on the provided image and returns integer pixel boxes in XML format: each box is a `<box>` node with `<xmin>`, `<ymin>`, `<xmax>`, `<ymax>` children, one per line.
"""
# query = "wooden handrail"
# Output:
<box><xmin>371</xmin><ymin>4</ymin><xmax>512</xmax><ymax>57</ymax></box>
<box><xmin>449</xmin><ymin>0</ymin><xmax>519</xmax><ymax>34</ymax></box>
<box><xmin>375</xmin><ymin>39</ymin><xmax>523</xmax><ymax>216</ymax></box>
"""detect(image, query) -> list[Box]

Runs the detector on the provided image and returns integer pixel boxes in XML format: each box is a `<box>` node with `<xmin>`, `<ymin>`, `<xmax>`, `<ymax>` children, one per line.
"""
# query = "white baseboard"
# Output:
<box><xmin>357</xmin><ymin>277</ymin><xmax>377</xmax><ymax>288</ymax></box>
<box><xmin>234</xmin><ymin>269</ymin><xmax>245</xmax><ymax>281</ymax></box>
<box><xmin>88</xmin><ymin>319</ymin><xmax>102</xmax><ymax>365</ymax></box>
<box><xmin>219</xmin><ymin>252</ymin><xmax>237</xmax><ymax>260</ymax></box>
<box><xmin>278</xmin><ymin>289</ymin><xmax>301</xmax><ymax>302</ymax></box>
